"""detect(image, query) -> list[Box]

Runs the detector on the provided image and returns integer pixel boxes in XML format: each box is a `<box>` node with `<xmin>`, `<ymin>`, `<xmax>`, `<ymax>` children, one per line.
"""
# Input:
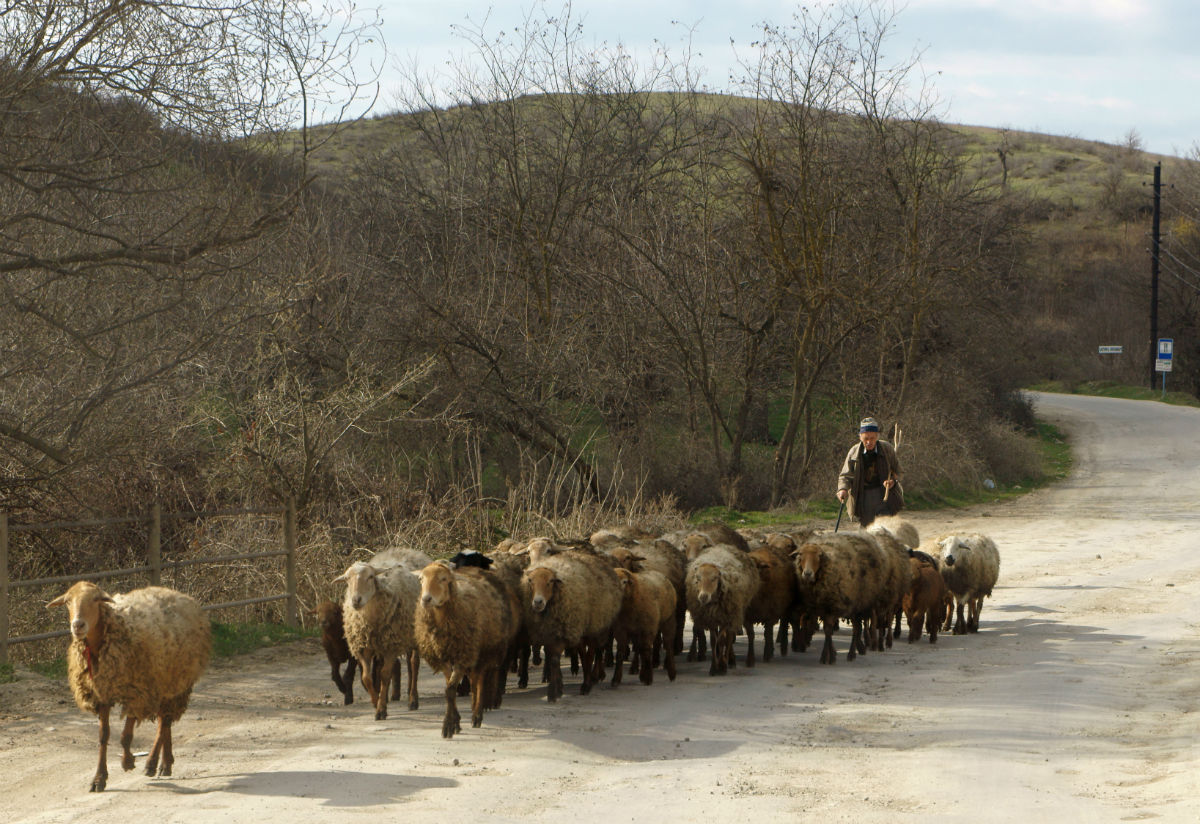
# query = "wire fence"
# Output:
<box><xmin>0</xmin><ymin>500</ymin><xmax>297</xmax><ymax>666</ymax></box>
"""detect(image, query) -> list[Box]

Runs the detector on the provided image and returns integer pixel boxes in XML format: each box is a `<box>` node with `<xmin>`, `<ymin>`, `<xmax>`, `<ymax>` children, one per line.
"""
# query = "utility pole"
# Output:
<box><xmin>1149</xmin><ymin>161</ymin><xmax>1162</xmax><ymax>389</ymax></box>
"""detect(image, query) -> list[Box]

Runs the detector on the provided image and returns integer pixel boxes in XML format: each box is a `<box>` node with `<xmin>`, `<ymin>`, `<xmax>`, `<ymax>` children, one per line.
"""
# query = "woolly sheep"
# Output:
<box><xmin>371</xmin><ymin>546</ymin><xmax>434</xmax><ymax>572</ymax></box>
<box><xmin>47</xmin><ymin>581</ymin><xmax>211</xmax><ymax>792</ymax></box>
<box><xmin>310</xmin><ymin>599</ymin><xmax>357</xmax><ymax>705</ymax></box>
<box><xmin>685</xmin><ymin>543</ymin><xmax>760</xmax><ymax>676</ymax></box>
<box><xmin>868</xmin><ymin>515</ymin><xmax>920</xmax><ymax>549</ymax></box>
<box><xmin>416</xmin><ymin>561</ymin><xmax>521</xmax><ymax>737</ymax></box>
<box><xmin>790</xmin><ymin>532</ymin><xmax>891</xmax><ymax>664</ymax></box>
<box><xmin>864</xmin><ymin>522</ymin><xmax>919</xmax><ymax>651</ymax></box>
<box><xmin>334</xmin><ymin>559</ymin><xmax>421</xmax><ymax>720</ymax></box>
<box><xmin>610</xmin><ymin>567</ymin><xmax>677</xmax><ymax>687</ymax></box>
<box><xmin>521</xmin><ymin>550</ymin><xmax>623</xmax><ymax>701</ymax></box>
<box><xmin>743</xmin><ymin>543</ymin><xmax>799</xmax><ymax>667</ymax></box>
<box><xmin>934</xmin><ymin>533</ymin><xmax>1001</xmax><ymax>634</ymax></box>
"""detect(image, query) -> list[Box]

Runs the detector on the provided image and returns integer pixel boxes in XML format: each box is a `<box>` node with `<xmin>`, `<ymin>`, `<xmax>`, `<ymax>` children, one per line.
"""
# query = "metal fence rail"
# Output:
<box><xmin>0</xmin><ymin>499</ymin><xmax>298</xmax><ymax>665</ymax></box>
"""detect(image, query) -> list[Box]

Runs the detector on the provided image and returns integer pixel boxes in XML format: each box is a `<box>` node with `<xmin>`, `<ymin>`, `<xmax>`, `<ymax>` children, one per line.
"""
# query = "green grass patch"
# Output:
<box><xmin>30</xmin><ymin>658</ymin><xmax>68</xmax><ymax>679</ymax></box>
<box><xmin>210</xmin><ymin>621</ymin><xmax>317</xmax><ymax>658</ymax></box>
<box><xmin>0</xmin><ymin>661</ymin><xmax>14</xmax><ymax>684</ymax></box>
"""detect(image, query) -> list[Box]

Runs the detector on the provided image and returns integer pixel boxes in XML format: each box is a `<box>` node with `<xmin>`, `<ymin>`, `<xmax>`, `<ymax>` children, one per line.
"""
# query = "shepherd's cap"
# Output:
<box><xmin>859</xmin><ymin>417</ymin><xmax>880</xmax><ymax>433</ymax></box>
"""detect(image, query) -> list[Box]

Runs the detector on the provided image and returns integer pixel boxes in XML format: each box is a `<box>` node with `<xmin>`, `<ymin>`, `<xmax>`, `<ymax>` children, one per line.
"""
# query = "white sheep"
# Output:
<box><xmin>47</xmin><ymin>581</ymin><xmax>211</xmax><ymax>792</ymax></box>
<box><xmin>685</xmin><ymin>543</ymin><xmax>760</xmax><ymax>676</ymax></box>
<box><xmin>934</xmin><ymin>533</ymin><xmax>1001</xmax><ymax>634</ymax></box>
<box><xmin>334</xmin><ymin>559</ymin><xmax>421</xmax><ymax>719</ymax></box>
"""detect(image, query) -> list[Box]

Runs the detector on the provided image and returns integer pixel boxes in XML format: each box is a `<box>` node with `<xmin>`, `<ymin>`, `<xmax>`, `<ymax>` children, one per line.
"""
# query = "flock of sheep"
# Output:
<box><xmin>44</xmin><ymin>516</ymin><xmax>1001</xmax><ymax>792</ymax></box>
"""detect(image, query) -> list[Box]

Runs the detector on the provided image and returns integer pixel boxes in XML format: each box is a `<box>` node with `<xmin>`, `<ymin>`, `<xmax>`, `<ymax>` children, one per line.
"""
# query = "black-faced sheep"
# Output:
<box><xmin>685</xmin><ymin>543</ymin><xmax>760</xmax><ymax>676</ymax></box>
<box><xmin>934</xmin><ymin>533</ymin><xmax>1001</xmax><ymax>634</ymax></box>
<box><xmin>47</xmin><ymin>581</ymin><xmax>211</xmax><ymax>792</ymax></box>
<box><xmin>334</xmin><ymin>559</ymin><xmax>421</xmax><ymax>719</ymax></box>
<box><xmin>790</xmin><ymin>532</ymin><xmax>890</xmax><ymax>664</ymax></box>
<box><xmin>415</xmin><ymin>561</ymin><xmax>521</xmax><ymax>737</ymax></box>
<box><xmin>310</xmin><ymin>599</ymin><xmax>357</xmax><ymax>705</ymax></box>
<box><xmin>610</xmin><ymin>567</ymin><xmax>677</xmax><ymax>687</ymax></box>
<box><xmin>521</xmin><ymin>550</ymin><xmax>623</xmax><ymax>701</ymax></box>
<box><xmin>743</xmin><ymin>543</ymin><xmax>799</xmax><ymax>667</ymax></box>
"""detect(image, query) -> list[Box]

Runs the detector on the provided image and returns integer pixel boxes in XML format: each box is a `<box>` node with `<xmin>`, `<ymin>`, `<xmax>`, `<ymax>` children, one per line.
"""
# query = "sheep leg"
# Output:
<box><xmin>469</xmin><ymin>670</ymin><xmax>486</xmax><ymax>728</ymax></box>
<box><xmin>158</xmin><ymin>718</ymin><xmax>174</xmax><ymax>777</ymax></box>
<box><xmin>441</xmin><ymin>671</ymin><xmax>463</xmax><ymax>738</ymax></box>
<box><xmin>545</xmin><ymin>644</ymin><xmax>564</xmax><ymax>703</ymax></box>
<box><xmin>91</xmin><ymin>704</ymin><xmax>111</xmax><ymax>792</ymax></box>
<box><xmin>391</xmin><ymin>657</ymin><xmax>404</xmax><ymax>701</ymax></box>
<box><xmin>611</xmin><ymin>629</ymin><xmax>627</xmax><ymax>687</ymax></box>
<box><xmin>744</xmin><ymin>622</ymin><xmax>756</xmax><ymax>668</ymax></box>
<box><xmin>579</xmin><ymin>640</ymin><xmax>596</xmax><ymax>695</ymax></box>
<box><xmin>725</xmin><ymin>627</ymin><xmax>736</xmax><ymax>670</ymax></box>
<box><xmin>637</xmin><ymin>637</ymin><xmax>654</xmax><ymax>686</ymax></box>
<box><xmin>359</xmin><ymin>655</ymin><xmax>379</xmax><ymax>710</ymax></box>
<box><xmin>661</xmin><ymin>615</ymin><xmax>678</xmax><ymax>681</ymax></box>
<box><xmin>570</xmin><ymin>648</ymin><xmax>580</xmax><ymax>676</ymax></box>
<box><xmin>953</xmin><ymin>599</ymin><xmax>968</xmax><ymax>635</ymax></box>
<box><xmin>341</xmin><ymin>658</ymin><xmax>356</xmax><ymax>705</ymax></box>
<box><xmin>926</xmin><ymin>608</ymin><xmax>940</xmax><ymax>644</ymax></box>
<box><xmin>846</xmin><ymin>619</ymin><xmax>860</xmax><ymax>662</ymax></box>
<box><xmin>762</xmin><ymin>621</ymin><xmax>775</xmax><ymax>663</ymax></box>
<box><xmin>969</xmin><ymin>597</ymin><xmax>983</xmax><ymax>632</ymax></box>
<box><xmin>144</xmin><ymin>715</ymin><xmax>169</xmax><ymax>777</ymax></box>
<box><xmin>119</xmin><ymin>715</ymin><xmax>137</xmax><ymax>771</ymax></box>
<box><xmin>407</xmin><ymin>649</ymin><xmax>421</xmax><ymax>711</ymax></box>
<box><xmin>517</xmin><ymin>643</ymin><xmax>531</xmax><ymax>689</ymax></box>
<box><xmin>908</xmin><ymin>606</ymin><xmax>924</xmax><ymax>643</ymax></box>
<box><xmin>673</xmin><ymin>598</ymin><xmax>687</xmax><ymax>656</ymax></box>
<box><xmin>374</xmin><ymin>657</ymin><xmax>395</xmax><ymax>721</ymax></box>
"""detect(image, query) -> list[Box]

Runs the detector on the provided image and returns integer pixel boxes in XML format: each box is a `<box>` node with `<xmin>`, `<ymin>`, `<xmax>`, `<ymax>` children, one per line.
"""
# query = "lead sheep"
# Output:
<box><xmin>685</xmin><ymin>543</ymin><xmax>760</xmax><ymax>676</ymax></box>
<box><xmin>335</xmin><ymin>559</ymin><xmax>421</xmax><ymax>719</ymax></box>
<box><xmin>934</xmin><ymin>533</ymin><xmax>1001</xmax><ymax>634</ymax></box>
<box><xmin>47</xmin><ymin>581</ymin><xmax>211</xmax><ymax>792</ymax></box>
<box><xmin>415</xmin><ymin>561</ymin><xmax>521</xmax><ymax>737</ymax></box>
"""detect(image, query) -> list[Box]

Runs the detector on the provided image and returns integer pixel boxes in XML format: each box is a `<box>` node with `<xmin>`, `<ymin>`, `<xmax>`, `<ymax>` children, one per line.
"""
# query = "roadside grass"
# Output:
<box><xmin>1028</xmin><ymin>379</ymin><xmax>1200</xmax><ymax>408</ymax></box>
<box><xmin>0</xmin><ymin>661</ymin><xmax>13</xmax><ymax>684</ymax></box>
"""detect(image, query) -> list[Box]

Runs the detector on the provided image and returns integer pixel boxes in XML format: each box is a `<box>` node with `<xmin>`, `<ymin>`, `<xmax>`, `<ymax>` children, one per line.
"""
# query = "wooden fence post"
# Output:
<box><xmin>284</xmin><ymin>498</ymin><xmax>297</xmax><ymax>627</ymax></box>
<box><xmin>1</xmin><ymin>512</ymin><xmax>8</xmax><ymax>666</ymax></box>
<box><xmin>148</xmin><ymin>503</ymin><xmax>162</xmax><ymax>586</ymax></box>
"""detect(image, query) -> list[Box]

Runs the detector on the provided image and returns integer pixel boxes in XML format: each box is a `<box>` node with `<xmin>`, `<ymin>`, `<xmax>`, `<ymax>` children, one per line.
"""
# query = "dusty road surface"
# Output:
<box><xmin>3</xmin><ymin>391</ymin><xmax>1200</xmax><ymax>823</ymax></box>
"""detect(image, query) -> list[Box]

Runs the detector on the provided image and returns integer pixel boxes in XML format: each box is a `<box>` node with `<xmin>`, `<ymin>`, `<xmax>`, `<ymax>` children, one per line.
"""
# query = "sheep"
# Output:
<box><xmin>603</xmin><ymin>537</ymin><xmax>687</xmax><ymax>658</ymax></box>
<box><xmin>415</xmin><ymin>561</ymin><xmax>522</xmax><ymax>737</ymax></box>
<box><xmin>902</xmin><ymin>555</ymin><xmax>948</xmax><ymax>644</ymax></box>
<box><xmin>309</xmin><ymin>599</ymin><xmax>357</xmax><ymax>705</ymax></box>
<box><xmin>610</xmin><ymin>567</ymin><xmax>677</xmax><ymax>687</ymax></box>
<box><xmin>449</xmin><ymin>549</ymin><xmax>495</xmax><ymax>570</ymax></box>
<box><xmin>685</xmin><ymin>543</ymin><xmax>760</xmax><ymax>676</ymax></box>
<box><xmin>334</xmin><ymin>559</ymin><xmax>421</xmax><ymax>720</ymax></box>
<box><xmin>589</xmin><ymin>524</ymin><xmax>659</xmax><ymax>549</ymax></box>
<box><xmin>521</xmin><ymin>550</ymin><xmax>623</xmax><ymax>701</ymax></box>
<box><xmin>934</xmin><ymin>533</ymin><xmax>1001</xmax><ymax>634</ymax></box>
<box><xmin>864</xmin><ymin>521</ymin><xmax>920</xmax><ymax>652</ymax></box>
<box><xmin>47</xmin><ymin>581</ymin><xmax>211</xmax><ymax>792</ymax></box>
<box><xmin>743</xmin><ymin>543</ymin><xmax>799</xmax><ymax>667</ymax></box>
<box><xmin>371</xmin><ymin>546</ymin><xmax>434</xmax><ymax>572</ymax></box>
<box><xmin>790</xmin><ymin>532</ymin><xmax>891</xmax><ymax>664</ymax></box>
<box><xmin>868</xmin><ymin>515</ymin><xmax>920</xmax><ymax>549</ymax></box>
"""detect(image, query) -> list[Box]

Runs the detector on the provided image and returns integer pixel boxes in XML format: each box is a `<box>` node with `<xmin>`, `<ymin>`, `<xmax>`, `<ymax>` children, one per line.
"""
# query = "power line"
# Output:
<box><xmin>1159</xmin><ymin>245</ymin><xmax>1200</xmax><ymax>281</ymax></box>
<box><xmin>1158</xmin><ymin>260</ymin><xmax>1200</xmax><ymax>295</ymax></box>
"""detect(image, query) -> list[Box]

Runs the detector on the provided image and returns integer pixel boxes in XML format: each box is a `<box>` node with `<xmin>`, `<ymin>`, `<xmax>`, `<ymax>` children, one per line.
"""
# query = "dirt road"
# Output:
<box><xmin>4</xmin><ymin>391</ymin><xmax>1199</xmax><ymax>823</ymax></box>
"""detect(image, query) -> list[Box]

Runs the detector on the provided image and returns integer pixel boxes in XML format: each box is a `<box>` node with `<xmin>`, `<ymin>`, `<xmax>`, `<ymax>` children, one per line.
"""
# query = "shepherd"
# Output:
<box><xmin>835</xmin><ymin>416</ymin><xmax>903</xmax><ymax>527</ymax></box>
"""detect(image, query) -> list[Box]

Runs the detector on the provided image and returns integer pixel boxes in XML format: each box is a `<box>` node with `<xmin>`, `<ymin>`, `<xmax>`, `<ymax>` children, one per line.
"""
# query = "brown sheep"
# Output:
<box><xmin>743</xmin><ymin>544</ymin><xmax>799</xmax><ymax>667</ymax></box>
<box><xmin>610</xmin><ymin>567</ymin><xmax>677</xmax><ymax>687</ymax></box>
<box><xmin>416</xmin><ymin>561</ymin><xmax>521</xmax><ymax>737</ymax></box>
<box><xmin>903</xmin><ymin>556</ymin><xmax>948</xmax><ymax>644</ymax></box>
<box><xmin>310</xmin><ymin>600</ymin><xmax>358</xmax><ymax>705</ymax></box>
<box><xmin>603</xmin><ymin>538</ymin><xmax>687</xmax><ymax>659</ymax></box>
<box><xmin>790</xmin><ymin>533</ymin><xmax>890</xmax><ymax>665</ymax></box>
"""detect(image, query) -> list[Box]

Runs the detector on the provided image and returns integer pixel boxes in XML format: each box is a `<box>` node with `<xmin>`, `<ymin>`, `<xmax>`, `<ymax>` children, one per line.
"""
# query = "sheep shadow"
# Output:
<box><xmin>160</xmin><ymin>770</ymin><xmax>455</xmax><ymax>806</ymax></box>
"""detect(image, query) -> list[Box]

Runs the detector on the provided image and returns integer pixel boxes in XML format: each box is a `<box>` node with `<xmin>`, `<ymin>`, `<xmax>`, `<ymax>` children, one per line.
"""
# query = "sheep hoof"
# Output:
<box><xmin>90</xmin><ymin>774</ymin><xmax>107</xmax><ymax>793</ymax></box>
<box><xmin>122</xmin><ymin>752</ymin><xmax>135</xmax><ymax>771</ymax></box>
<box><xmin>375</xmin><ymin>708</ymin><xmax>388</xmax><ymax>721</ymax></box>
<box><xmin>343</xmin><ymin>693</ymin><xmax>353</xmax><ymax>706</ymax></box>
<box><xmin>408</xmin><ymin>698</ymin><xmax>419</xmax><ymax>711</ymax></box>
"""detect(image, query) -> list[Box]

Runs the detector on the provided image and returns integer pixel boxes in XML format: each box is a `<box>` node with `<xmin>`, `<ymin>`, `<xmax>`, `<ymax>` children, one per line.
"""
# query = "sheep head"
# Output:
<box><xmin>47</xmin><ymin>581</ymin><xmax>113</xmax><ymax>646</ymax></box>
<box><xmin>938</xmin><ymin>537</ymin><xmax>963</xmax><ymax>566</ymax></box>
<box><xmin>683</xmin><ymin>533</ymin><xmax>711</xmax><ymax>561</ymax></box>
<box><xmin>766</xmin><ymin>533</ymin><xmax>796</xmax><ymax>554</ymax></box>
<box><xmin>524</xmin><ymin>566</ymin><xmax>560</xmax><ymax>613</ymax></box>
<box><xmin>794</xmin><ymin>544</ymin><xmax>824</xmax><ymax>583</ymax></box>
<box><xmin>335</xmin><ymin>561</ymin><xmax>383</xmax><ymax>611</ymax></box>
<box><xmin>613</xmin><ymin>567</ymin><xmax>637</xmax><ymax>604</ymax></box>
<box><xmin>311</xmin><ymin>600</ymin><xmax>343</xmax><ymax>632</ymax></box>
<box><xmin>418</xmin><ymin>560</ymin><xmax>457</xmax><ymax>609</ymax></box>
<box><xmin>692</xmin><ymin>563</ymin><xmax>722</xmax><ymax>605</ymax></box>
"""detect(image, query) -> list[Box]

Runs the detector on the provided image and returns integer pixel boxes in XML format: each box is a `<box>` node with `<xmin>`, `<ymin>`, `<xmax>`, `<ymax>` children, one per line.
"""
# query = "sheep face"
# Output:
<box><xmin>609</xmin><ymin>547</ymin><xmax>646</xmax><ymax>572</ymax></box>
<box><xmin>614</xmin><ymin>567</ymin><xmax>636</xmax><ymax>604</ymax></box>
<box><xmin>766</xmin><ymin>533</ymin><xmax>796</xmax><ymax>554</ymax></box>
<box><xmin>312</xmin><ymin>600</ymin><xmax>341</xmax><ymax>632</ymax></box>
<box><xmin>47</xmin><ymin>581</ymin><xmax>113</xmax><ymax>642</ymax></box>
<box><xmin>524</xmin><ymin>566</ymin><xmax>560</xmax><ymax>613</ymax></box>
<box><xmin>335</xmin><ymin>561</ymin><xmax>383</xmax><ymax>611</ymax></box>
<box><xmin>525</xmin><ymin>538</ymin><xmax>556</xmax><ymax>564</ymax></box>
<box><xmin>683</xmin><ymin>534</ymin><xmax>711</xmax><ymax>561</ymax></box>
<box><xmin>692</xmin><ymin>563</ymin><xmax>722</xmax><ymax>605</ymax></box>
<box><xmin>939</xmin><ymin>537</ymin><xmax>963</xmax><ymax>566</ymax></box>
<box><xmin>419</xmin><ymin>561</ymin><xmax>457</xmax><ymax>609</ymax></box>
<box><xmin>794</xmin><ymin>544</ymin><xmax>824</xmax><ymax>583</ymax></box>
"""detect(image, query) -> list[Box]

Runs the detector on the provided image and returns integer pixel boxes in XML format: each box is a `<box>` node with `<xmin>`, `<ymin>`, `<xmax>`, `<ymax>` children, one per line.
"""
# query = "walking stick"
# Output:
<box><xmin>834</xmin><ymin>499</ymin><xmax>846</xmax><ymax>532</ymax></box>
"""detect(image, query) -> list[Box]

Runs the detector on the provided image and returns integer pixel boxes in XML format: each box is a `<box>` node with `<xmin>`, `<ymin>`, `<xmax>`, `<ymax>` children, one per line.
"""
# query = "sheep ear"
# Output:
<box><xmin>332</xmin><ymin>570</ymin><xmax>350</xmax><ymax>583</ymax></box>
<box><xmin>47</xmin><ymin>593</ymin><xmax>69</xmax><ymax>609</ymax></box>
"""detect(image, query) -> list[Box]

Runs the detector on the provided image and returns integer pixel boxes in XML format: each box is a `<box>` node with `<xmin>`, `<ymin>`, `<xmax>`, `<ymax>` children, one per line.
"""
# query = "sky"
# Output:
<box><xmin>354</xmin><ymin>0</ymin><xmax>1200</xmax><ymax>158</ymax></box>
